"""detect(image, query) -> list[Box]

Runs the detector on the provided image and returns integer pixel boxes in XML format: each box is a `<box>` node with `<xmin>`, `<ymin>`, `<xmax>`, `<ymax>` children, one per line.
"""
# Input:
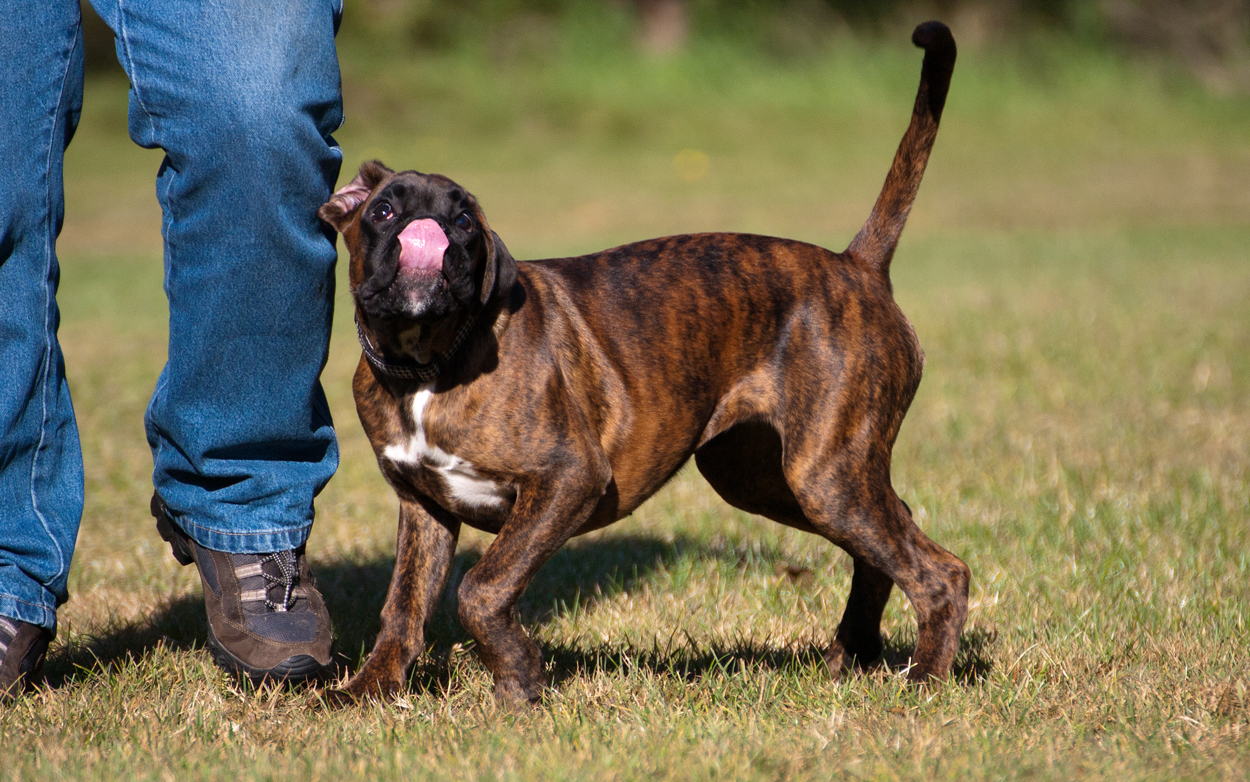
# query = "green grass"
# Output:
<box><xmin>4</xmin><ymin>31</ymin><xmax>1248</xmax><ymax>780</ymax></box>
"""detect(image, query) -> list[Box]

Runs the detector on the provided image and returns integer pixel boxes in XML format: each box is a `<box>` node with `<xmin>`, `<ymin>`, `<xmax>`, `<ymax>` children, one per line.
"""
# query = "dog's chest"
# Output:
<box><xmin>382</xmin><ymin>385</ymin><xmax>514</xmax><ymax>515</ymax></box>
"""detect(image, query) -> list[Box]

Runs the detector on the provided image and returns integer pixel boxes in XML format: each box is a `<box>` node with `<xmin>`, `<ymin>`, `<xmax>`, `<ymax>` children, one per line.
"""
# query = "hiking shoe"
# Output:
<box><xmin>152</xmin><ymin>495</ymin><xmax>333</xmax><ymax>684</ymax></box>
<box><xmin>0</xmin><ymin>617</ymin><xmax>54</xmax><ymax>702</ymax></box>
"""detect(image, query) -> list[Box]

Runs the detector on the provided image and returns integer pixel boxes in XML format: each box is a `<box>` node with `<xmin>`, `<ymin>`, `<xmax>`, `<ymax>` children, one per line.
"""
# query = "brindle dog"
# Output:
<box><xmin>319</xmin><ymin>22</ymin><xmax>967</xmax><ymax>707</ymax></box>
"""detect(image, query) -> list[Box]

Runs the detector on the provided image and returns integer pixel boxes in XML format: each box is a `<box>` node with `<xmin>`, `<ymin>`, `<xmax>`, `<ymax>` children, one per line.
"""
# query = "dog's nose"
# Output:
<box><xmin>398</xmin><ymin>219</ymin><xmax>449</xmax><ymax>271</ymax></box>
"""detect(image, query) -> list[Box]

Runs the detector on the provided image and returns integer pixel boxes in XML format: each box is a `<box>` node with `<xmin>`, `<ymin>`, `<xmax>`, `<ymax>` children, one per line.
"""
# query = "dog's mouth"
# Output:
<box><xmin>357</xmin><ymin>218</ymin><xmax>464</xmax><ymax>324</ymax></box>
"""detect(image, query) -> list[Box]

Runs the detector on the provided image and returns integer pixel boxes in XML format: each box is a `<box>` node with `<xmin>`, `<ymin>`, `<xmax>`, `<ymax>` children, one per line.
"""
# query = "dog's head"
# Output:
<box><xmin>319</xmin><ymin>161</ymin><xmax>517</xmax><ymax>327</ymax></box>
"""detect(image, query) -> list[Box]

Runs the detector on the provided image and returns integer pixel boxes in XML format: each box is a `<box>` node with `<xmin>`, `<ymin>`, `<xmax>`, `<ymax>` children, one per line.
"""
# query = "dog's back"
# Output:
<box><xmin>510</xmin><ymin>230</ymin><xmax>921</xmax><ymax>522</ymax></box>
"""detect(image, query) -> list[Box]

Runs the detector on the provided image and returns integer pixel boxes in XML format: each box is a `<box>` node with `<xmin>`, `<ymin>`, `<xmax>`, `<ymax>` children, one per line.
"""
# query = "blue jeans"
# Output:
<box><xmin>0</xmin><ymin>0</ymin><xmax>344</xmax><ymax>630</ymax></box>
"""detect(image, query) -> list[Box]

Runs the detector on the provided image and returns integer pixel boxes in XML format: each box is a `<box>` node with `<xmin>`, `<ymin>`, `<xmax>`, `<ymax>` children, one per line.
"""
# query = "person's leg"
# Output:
<box><xmin>91</xmin><ymin>0</ymin><xmax>344</xmax><ymax>548</ymax></box>
<box><xmin>90</xmin><ymin>0</ymin><xmax>344</xmax><ymax>680</ymax></box>
<box><xmin>0</xmin><ymin>0</ymin><xmax>84</xmax><ymax>639</ymax></box>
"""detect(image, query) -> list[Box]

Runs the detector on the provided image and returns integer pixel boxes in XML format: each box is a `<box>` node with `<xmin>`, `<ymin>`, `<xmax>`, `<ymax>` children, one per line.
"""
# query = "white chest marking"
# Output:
<box><xmin>383</xmin><ymin>384</ymin><xmax>512</xmax><ymax>511</ymax></box>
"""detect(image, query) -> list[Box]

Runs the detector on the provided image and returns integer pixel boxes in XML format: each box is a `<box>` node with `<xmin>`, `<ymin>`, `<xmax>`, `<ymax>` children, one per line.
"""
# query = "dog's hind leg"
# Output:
<box><xmin>825</xmin><ymin>557</ymin><xmax>894</xmax><ymax>674</ymax></box>
<box><xmin>695</xmin><ymin>423</ymin><xmax>893</xmax><ymax>673</ymax></box>
<box><xmin>696</xmin><ymin>422</ymin><xmax>922</xmax><ymax>676</ymax></box>
<box><xmin>333</xmin><ymin>497</ymin><xmax>460</xmax><ymax>704</ymax></box>
<box><xmin>792</xmin><ymin>464</ymin><xmax>969</xmax><ymax>683</ymax></box>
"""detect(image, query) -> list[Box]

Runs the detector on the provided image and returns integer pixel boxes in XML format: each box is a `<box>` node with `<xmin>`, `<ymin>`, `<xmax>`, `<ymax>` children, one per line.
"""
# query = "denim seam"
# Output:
<box><xmin>149</xmin><ymin>155</ymin><xmax>178</xmax><ymax>479</ymax></box>
<box><xmin>147</xmin><ymin>371</ymin><xmax>170</xmax><ymax>472</ymax></box>
<box><xmin>0</xmin><ymin>594</ymin><xmax>56</xmax><ymax>630</ymax></box>
<box><xmin>114</xmin><ymin>0</ymin><xmax>158</xmax><ymax>146</ymax></box>
<box><xmin>117</xmin><ymin>0</ymin><xmax>178</xmax><ymax>479</ymax></box>
<box><xmin>157</xmin><ymin>154</ymin><xmax>176</xmax><ymax>275</ymax></box>
<box><xmin>28</xmin><ymin>21</ymin><xmax>83</xmax><ymax>588</ymax></box>
<box><xmin>175</xmin><ymin>516</ymin><xmax>313</xmax><ymax>539</ymax></box>
<box><xmin>0</xmin><ymin>594</ymin><xmax>56</xmax><ymax>611</ymax></box>
<box><xmin>176</xmin><ymin>514</ymin><xmax>312</xmax><ymax>544</ymax></box>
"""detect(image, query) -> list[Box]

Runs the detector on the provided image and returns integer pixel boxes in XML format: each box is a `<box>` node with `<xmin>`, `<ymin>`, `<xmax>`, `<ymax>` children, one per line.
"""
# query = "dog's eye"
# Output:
<box><xmin>454</xmin><ymin>212</ymin><xmax>473</xmax><ymax>232</ymax></box>
<box><xmin>370</xmin><ymin>201</ymin><xmax>394</xmax><ymax>223</ymax></box>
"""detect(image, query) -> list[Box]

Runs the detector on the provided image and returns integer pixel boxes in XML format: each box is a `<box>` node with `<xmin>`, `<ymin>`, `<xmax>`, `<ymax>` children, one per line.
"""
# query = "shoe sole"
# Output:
<box><xmin>205</xmin><ymin>624</ymin><xmax>329</xmax><ymax>685</ymax></box>
<box><xmin>154</xmin><ymin>502</ymin><xmax>331</xmax><ymax>685</ymax></box>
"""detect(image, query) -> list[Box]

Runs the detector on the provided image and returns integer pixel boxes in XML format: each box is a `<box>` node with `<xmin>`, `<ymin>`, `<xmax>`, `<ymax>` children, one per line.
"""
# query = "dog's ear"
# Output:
<box><xmin>318</xmin><ymin>160</ymin><xmax>394</xmax><ymax>232</ymax></box>
<box><xmin>466</xmin><ymin>198</ymin><xmax>517</xmax><ymax>305</ymax></box>
<box><xmin>480</xmin><ymin>229</ymin><xmax>518</xmax><ymax>306</ymax></box>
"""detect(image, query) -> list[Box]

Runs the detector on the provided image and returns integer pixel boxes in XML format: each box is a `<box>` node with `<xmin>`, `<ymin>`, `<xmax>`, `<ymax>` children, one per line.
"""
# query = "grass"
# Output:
<box><xmin>4</xmin><ymin>27</ymin><xmax>1249</xmax><ymax>780</ymax></box>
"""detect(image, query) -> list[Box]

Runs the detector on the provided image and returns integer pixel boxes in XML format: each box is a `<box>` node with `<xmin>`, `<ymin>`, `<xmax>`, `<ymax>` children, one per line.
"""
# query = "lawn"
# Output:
<box><xmin>3</xmin><ymin>21</ymin><xmax>1248</xmax><ymax>781</ymax></box>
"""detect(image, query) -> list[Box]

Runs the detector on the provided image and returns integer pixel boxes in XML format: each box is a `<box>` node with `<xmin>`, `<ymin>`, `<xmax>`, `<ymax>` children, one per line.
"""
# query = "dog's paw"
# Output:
<box><xmin>492</xmin><ymin>676</ymin><xmax>544</xmax><ymax>710</ymax></box>
<box><xmin>903</xmin><ymin>661</ymin><xmax>949</xmax><ymax>687</ymax></box>
<box><xmin>321</xmin><ymin>687</ymin><xmax>360</xmax><ymax>709</ymax></box>
<box><xmin>824</xmin><ymin>637</ymin><xmax>884</xmax><ymax>679</ymax></box>
<box><xmin>323</xmin><ymin>673</ymin><xmax>405</xmax><ymax>708</ymax></box>
<box><xmin>823</xmin><ymin>643</ymin><xmax>851</xmax><ymax>681</ymax></box>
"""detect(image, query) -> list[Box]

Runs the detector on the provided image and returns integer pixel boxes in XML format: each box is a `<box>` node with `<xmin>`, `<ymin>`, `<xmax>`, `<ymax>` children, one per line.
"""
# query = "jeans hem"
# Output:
<box><xmin>170</xmin><ymin>514</ymin><xmax>314</xmax><ymax>555</ymax></box>
<box><xmin>0</xmin><ymin>594</ymin><xmax>58</xmax><ymax>631</ymax></box>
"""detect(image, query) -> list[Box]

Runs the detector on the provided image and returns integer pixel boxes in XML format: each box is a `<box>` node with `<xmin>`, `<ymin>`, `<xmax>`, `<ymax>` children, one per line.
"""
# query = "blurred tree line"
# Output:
<box><xmin>81</xmin><ymin>0</ymin><xmax>1250</xmax><ymax>92</ymax></box>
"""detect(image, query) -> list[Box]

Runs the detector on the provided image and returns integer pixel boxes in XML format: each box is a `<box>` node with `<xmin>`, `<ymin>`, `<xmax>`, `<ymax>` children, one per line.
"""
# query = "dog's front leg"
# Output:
<box><xmin>333</xmin><ymin>497</ymin><xmax>460</xmax><ymax>704</ymax></box>
<box><xmin>457</xmin><ymin>462</ymin><xmax>611</xmax><ymax>708</ymax></box>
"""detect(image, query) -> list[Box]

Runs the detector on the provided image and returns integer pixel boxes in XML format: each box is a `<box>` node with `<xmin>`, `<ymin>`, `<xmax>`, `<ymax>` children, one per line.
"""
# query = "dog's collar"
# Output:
<box><xmin>355</xmin><ymin>311</ymin><xmax>478</xmax><ymax>383</ymax></box>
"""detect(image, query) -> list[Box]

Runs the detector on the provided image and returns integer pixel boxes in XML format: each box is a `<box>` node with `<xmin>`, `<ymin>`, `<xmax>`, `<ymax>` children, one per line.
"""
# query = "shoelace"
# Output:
<box><xmin>260</xmin><ymin>551</ymin><xmax>299</xmax><ymax>612</ymax></box>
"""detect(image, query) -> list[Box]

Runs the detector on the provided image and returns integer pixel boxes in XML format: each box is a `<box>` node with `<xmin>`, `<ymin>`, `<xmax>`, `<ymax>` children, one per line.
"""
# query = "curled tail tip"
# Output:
<box><xmin>912</xmin><ymin>21</ymin><xmax>957</xmax><ymax>124</ymax></box>
<box><xmin>912</xmin><ymin>20</ymin><xmax>956</xmax><ymax>59</ymax></box>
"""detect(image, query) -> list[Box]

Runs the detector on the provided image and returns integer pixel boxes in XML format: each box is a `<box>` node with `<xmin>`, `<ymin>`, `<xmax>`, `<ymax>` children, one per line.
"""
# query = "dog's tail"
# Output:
<box><xmin>846</xmin><ymin>21</ymin><xmax>956</xmax><ymax>277</ymax></box>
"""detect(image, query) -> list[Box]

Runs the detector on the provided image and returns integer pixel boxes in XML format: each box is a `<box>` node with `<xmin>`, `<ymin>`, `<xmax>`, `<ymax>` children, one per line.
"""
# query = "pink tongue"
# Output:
<box><xmin>397</xmin><ymin>219</ymin><xmax>449</xmax><ymax>271</ymax></box>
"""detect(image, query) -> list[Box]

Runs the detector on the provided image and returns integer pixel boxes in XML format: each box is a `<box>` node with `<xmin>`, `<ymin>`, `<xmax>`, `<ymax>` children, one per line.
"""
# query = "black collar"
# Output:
<box><xmin>355</xmin><ymin>310</ymin><xmax>478</xmax><ymax>383</ymax></box>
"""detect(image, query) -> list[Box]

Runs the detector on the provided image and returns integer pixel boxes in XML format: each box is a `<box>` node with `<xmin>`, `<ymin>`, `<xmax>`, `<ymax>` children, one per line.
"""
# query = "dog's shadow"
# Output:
<box><xmin>43</xmin><ymin>534</ymin><xmax>995</xmax><ymax>691</ymax></box>
<box><xmin>42</xmin><ymin>534</ymin><xmax>692</xmax><ymax>688</ymax></box>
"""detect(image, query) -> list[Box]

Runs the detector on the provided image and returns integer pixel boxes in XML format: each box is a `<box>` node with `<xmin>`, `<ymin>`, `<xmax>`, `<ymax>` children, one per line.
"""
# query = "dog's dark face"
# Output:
<box><xmin>319</xmin><ymin>160</ymin><xmax>516</xmax><ymax>328</ymax></box>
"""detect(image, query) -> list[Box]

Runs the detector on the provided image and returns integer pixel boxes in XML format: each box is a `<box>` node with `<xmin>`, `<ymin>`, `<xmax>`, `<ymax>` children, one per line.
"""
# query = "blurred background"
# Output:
<box><xmin>81</xmin><ymin>0</ymin><xmax>1250</xmax><ymax>92</ymax></box>
<box><xmin>67</xmin><ymin>0</ymin><xmax>1250</xmax><ymax>259</ymax></box>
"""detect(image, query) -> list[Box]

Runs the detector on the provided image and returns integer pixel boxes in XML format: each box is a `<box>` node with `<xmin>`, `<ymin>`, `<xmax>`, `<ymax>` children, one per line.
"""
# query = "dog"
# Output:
<box><xmin>317</xmin><ymin>21</ymin><xmax>968</xmax><ymax>707</ymax></box>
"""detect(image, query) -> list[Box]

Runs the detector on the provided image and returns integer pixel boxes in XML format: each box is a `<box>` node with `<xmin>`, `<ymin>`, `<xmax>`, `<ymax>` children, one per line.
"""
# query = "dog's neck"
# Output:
<box><xmin>380</xmin><ymin>311</ymin><xmax>470</xmax><ymax>365</ymax></box>
<box><xmin>396</xmin><ymin>323</ymin><xmax>433</xmax><ymax>364</ymax></box>
<box><xmin>358</xmin><ymin>289</ymin><xmax>517</xmax><ymax>384</ymax></box>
